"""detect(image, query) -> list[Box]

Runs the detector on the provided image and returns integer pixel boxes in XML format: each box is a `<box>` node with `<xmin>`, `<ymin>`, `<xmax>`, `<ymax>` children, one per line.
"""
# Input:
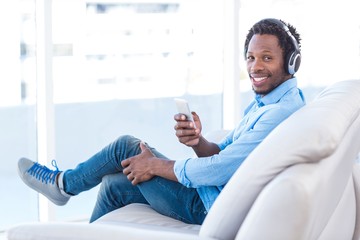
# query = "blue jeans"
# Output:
<box><xmin>62</xmin><ymin>135</ymin><xmax>207</xmax><ymax>224</ymax></box>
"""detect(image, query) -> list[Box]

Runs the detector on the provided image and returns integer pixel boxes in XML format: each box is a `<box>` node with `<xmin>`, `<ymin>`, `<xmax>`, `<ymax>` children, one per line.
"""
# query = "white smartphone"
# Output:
<box><xmin>174</xmin><ymin>98</ymin><xmax>196</xmax><ymax>128</ymax></box>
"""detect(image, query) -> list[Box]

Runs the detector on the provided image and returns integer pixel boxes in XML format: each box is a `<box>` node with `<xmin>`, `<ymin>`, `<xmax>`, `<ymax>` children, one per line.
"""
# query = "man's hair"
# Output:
<box><xmin>244</xmin><ymin>19</ymin><xmax>301</xmax><ymax>70</ymax></box>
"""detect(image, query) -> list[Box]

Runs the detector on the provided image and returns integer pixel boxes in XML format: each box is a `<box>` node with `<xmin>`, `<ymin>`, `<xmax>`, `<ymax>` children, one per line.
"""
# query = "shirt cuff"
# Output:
<box><xmin>173</xmin><ymin>158</ymin><xmax>191</xmax><ymax>187</ymax></box>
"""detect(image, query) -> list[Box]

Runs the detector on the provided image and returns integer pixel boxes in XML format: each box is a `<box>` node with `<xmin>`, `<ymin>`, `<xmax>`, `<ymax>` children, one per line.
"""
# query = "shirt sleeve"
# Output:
<box><xmin>217</xmin><ymin>129</ymin><xmax>235</xmax><ymax>150</ymax></box>
<box><xmin>174</xmin><ymin>105</ymin><xmax>294</xmax><ymax>188</ymax></box>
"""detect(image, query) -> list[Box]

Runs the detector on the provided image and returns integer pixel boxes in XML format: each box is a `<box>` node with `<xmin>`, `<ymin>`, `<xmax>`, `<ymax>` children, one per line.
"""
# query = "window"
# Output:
<box><xmin>0</xmin><ymin>0</ymin><xmax>225</xmax><ymax>224</ymax></box>
<box><xmin>51</xmin><ymin>0</ymin><xmax>224</xmax><ymax>221</ymax></box>
<box><xmin>0</xmin><ymin>0</ymin><xmax>38</xmax><ymax>230</ymax></box>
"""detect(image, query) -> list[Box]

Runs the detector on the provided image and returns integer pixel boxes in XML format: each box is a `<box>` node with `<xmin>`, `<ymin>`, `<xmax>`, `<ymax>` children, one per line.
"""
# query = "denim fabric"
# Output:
<box><xmin>62</xmin><ymin>135</ymin><xmax>206</xmax><ymax>224</ymax></box>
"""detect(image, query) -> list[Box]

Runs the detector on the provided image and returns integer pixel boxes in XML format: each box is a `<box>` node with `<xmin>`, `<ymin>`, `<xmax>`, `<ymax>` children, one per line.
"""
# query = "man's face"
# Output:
<box><xmin>246</xmin><ymin>34</ymin><xmax>291</xmax><ymax>95</ymax></box>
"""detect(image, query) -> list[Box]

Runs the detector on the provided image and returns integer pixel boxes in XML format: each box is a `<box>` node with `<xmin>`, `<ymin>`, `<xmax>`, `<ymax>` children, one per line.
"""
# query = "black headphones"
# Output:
<box><xmin>263</xmin><ymin>18</ymin><xmax>301</xmax><ymax>75</ymax></box>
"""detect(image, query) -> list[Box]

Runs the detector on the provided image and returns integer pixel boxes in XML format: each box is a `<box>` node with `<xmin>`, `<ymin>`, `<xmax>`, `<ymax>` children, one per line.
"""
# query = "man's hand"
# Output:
<box><xmin>121</xmin><ymin>142</ymin><xmax>178</xmax><ymax>185</ymax></box>
<box><xmin>174</xmin><ymin>111</ymin><xmax>221</xmax><ymax>157</ymax></box>
<box><xmin>121</xmin><ymin>142</ymin><xmax>156</xmax><ymax>185</ymax></box>
<box><xmin>174</xmin><ymin>111</ymin><xmax>202</xmax><ymax>146</ymax></box>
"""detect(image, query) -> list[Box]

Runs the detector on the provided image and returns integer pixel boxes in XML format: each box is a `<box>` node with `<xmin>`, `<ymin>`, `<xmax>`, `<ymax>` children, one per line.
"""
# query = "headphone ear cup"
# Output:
<box><xmin>287</xmin><ymin>51</ymin><xmax>301</xmax><ymax>75</ymax></box>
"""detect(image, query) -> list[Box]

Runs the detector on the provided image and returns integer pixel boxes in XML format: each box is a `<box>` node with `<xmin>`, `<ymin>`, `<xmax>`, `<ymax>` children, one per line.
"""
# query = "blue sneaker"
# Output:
<box><xmin>18</xmin><ymin>157</ymin><xmax>70</xmax><ymax>206</ymax></box>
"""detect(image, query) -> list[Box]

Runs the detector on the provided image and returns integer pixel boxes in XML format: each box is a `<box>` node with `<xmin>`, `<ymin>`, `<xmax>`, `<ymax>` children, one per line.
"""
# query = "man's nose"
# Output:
<box><xmin>250</xmin><ymin>59</ymin><xmax>264</xmax><ymax>72</ymax></box>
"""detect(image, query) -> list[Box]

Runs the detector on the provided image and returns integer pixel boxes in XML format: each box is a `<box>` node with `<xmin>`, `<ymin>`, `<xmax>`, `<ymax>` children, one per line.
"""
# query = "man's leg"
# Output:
<box><xmin>138</xmin><ymin>176</ymin><xmax>207</xmax><ymax>224</ymax></box>
<box><xmin>91</xmin><ymin>173</ymin><xmax>207</xmax><ymax>224</ymax></box>
<box><xmin>19</xmin><ymin>134</ymin><xmax>206</xmax><ymax>224</ymax></box>
<box><xmin>61</xmin><ymin>135</ymin><xmax>146</xmax><ymax>196</ymax></box>
<box><xmin>18</xmin><ymin>135</ymin><xmax>147</xmax><ymax>205</ymax></box>
<box><xmin>90</xmin><ymin>173</ymin><xmax>148</xmax><ymax>222</ymax></box>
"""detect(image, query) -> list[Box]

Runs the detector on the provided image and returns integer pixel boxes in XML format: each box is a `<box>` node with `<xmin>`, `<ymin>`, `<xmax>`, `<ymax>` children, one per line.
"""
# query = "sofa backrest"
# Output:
<box><xmin>199</xmin><ymin>79</ymin><xmax>360</xmax><ymax>240</ymax></box>
<box><xmin>235</xmin><ymin>98</ymin><xmax>360</xmax><ymax>240</ymax></box>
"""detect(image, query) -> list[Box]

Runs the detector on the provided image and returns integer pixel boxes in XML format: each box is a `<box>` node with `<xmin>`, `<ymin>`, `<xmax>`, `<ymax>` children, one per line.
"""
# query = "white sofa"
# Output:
<box><xmin>6</xmin><ymin>79</ymin><xmax>360</xmax><ymax>240</ymax></box>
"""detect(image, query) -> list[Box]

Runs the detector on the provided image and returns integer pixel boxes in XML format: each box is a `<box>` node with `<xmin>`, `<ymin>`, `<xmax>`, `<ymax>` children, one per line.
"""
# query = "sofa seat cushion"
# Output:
<box><xmin>94</xmin><ymin>203</ymin><xmax>201</xmax><ymax>233</ymax></box>
<box><xmin>6</xmin><ymin>204</ymin><xmax>206</xmax><ymax>240</ymax></box>
<box><xmin>6</xmin><ymin>222</ymin><xmax>208</xmax><ymax>240</ymax></box>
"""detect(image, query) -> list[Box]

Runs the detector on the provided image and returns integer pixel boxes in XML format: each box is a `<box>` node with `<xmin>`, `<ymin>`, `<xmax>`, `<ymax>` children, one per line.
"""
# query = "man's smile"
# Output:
<box><xmin>252</xmin><ymin>76</ymin><xmax>268</xmax><ymax>82</ymax></box>
<box><xmin>250</xmin><ymin>74</ymin><xmax>270</xmax><ymax>87</ymax></box>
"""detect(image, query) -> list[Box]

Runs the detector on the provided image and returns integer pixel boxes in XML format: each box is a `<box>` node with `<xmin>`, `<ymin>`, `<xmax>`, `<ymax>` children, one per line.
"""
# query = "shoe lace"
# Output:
<box><xmin>27</xmin><ymin>160</ymin><xmax>60</xmax><ymax>185</ymax></box>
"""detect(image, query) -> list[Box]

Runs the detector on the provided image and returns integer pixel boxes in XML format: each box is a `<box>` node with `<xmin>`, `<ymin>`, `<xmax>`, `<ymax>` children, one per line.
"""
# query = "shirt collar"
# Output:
<box><xmin>255</xmin><ymin>77</ymin><xmax>298</xmax><ymax>107</ymax></box>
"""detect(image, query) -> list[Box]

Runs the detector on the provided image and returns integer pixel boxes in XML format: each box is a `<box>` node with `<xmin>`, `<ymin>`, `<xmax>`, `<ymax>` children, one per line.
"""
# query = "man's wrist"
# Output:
<box><xmin>151</xmin><ymin>158</ymin><xmax>177</xmax><ymax>182</ymax></box>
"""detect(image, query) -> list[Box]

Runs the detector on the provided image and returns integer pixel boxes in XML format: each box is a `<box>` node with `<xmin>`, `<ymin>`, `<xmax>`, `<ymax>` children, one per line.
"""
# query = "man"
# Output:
<box><xmin>18</xmin><ymin>18</ymin><xmax>305</xmax><ymax>224</ymax></box>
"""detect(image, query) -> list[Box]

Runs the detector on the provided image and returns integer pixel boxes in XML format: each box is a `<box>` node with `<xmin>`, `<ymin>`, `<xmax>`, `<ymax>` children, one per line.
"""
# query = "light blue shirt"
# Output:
<box><xmin>173</xmin><ymin>78</ymin><xmax>306</xmax><ymax>211</ymax></box>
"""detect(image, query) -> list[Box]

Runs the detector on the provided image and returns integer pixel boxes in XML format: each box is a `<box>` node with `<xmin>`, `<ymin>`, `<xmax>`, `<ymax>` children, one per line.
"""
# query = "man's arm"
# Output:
<box><xmin>121</xmin><ymin>142</ymin><xmax>178</xmax><ymax>185</ymax></box>
<box><xmin>175</xmin><ymin>106</ymin><xmax>302</xmax><ymax>188</ymax></box>
<box><xmin>192</xmin><ymin>135</ymin><xmax>220</xmax><ymax>157</ymax></box>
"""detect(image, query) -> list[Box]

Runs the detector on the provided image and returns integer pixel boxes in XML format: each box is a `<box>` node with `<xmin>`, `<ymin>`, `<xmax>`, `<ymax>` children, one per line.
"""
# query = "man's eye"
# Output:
<box><xmin>264</xmin><ymin>56</ymin><xmax>272</xmax><ymax>61</ymax></box>
<box><xmin>247</xmin><ymin>56</ymin><xmax>254</xmax><ymax>60</ymax></box>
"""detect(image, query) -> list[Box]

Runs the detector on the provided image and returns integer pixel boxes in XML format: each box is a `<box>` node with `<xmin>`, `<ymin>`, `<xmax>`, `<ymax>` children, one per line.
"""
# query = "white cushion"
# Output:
<box><xmin>6</xmin><ymin>204</ymin><xmax>204</xmax><ymax>240</ymax></box>
<box><xmin>94</xmin><ymin>203</ymin><xmax>201</xmax><ymax>233</ymax></box>
<box><xmin>199</xmin><ymin>80</ymin><xmax>360</xmax><ymax>240</ymax></box>
<box><xmin>6</xmin><ymin>222</ymin><xmax>210</xmax><ymax>240</ymax></box>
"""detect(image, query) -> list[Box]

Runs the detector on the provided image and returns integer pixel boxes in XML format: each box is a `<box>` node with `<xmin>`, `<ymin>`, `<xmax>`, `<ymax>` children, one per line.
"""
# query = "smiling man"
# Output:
<box><xmin>245</xmin><ymin>19</ymin><xmax>302</xmax><ymax>96</ymax></box>
<box><xmin>18</xmin><ymin>18</ymin><xmax>306</xmax><ymax>225</ymax></box>
<box><xmin>247</xmin><ymin>34</ymin><xmax>292</xmax><ymax>95</ymax></box>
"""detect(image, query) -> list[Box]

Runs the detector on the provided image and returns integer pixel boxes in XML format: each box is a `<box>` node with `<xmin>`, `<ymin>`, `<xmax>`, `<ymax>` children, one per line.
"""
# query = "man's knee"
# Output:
<box><xmin>111</xmin><ymin>135</ymin><xmax>142</xmax><ymax>155</ymax></box>
<box><xmin>115</xmin><ymin>135</ymin><xmax>140</xmax><ymax>146</ymax></box>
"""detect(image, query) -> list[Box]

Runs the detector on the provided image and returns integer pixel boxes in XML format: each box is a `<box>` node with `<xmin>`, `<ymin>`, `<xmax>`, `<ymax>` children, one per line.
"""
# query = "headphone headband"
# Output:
<box><xmin>263</xmin><ymin>18</ymin><xmax>300</xmax><ymax>50</ymax></box>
